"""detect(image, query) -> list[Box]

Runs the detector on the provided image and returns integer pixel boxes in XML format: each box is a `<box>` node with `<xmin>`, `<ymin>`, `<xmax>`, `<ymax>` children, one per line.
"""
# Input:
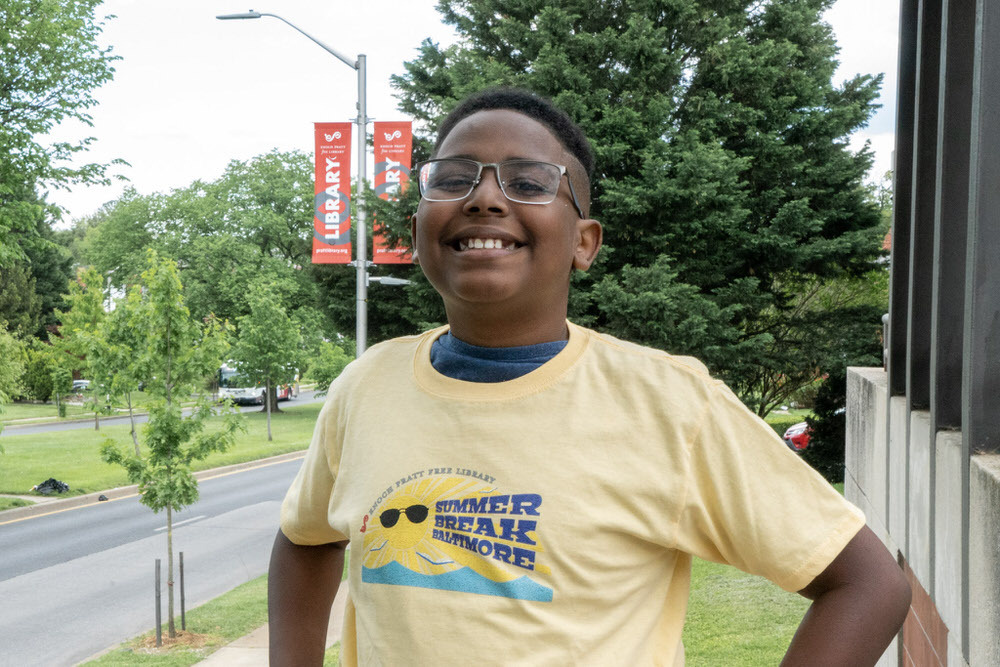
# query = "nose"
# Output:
<box><xmin>462</xmin><ymin>165</ymin><xmax>509</xmax><ymax>215</ymax></box>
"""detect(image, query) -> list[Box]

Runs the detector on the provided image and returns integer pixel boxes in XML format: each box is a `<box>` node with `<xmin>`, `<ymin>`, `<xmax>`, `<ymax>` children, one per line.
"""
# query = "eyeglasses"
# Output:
<box><xmin>416</xmin><ymin>158</ymin><xmax>585</xmax><ymax>218</ymax></box>
<box><xmin>379</xmin><ymin>504</ymin><xmax>429</xmax><ymax>528</ymax></box>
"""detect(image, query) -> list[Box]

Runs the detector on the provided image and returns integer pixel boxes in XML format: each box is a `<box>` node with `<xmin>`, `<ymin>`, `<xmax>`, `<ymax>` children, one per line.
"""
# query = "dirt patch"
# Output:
<box><xmin>134</xmin><ymin>630</ymin><xmax>218</xmax><ymax>652</ymax></box>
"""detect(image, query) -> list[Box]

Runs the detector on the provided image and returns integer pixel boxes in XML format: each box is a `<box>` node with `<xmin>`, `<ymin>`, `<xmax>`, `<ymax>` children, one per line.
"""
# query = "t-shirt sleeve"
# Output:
<box><xmin>279</xmin><ymin>391</ymin><xmax>350</xmax><ymax>546</ymax></box>
<box><xmin>671</xmin><ymin>382</ymin><xmax>865</xmax><ymax>592</ymax></box>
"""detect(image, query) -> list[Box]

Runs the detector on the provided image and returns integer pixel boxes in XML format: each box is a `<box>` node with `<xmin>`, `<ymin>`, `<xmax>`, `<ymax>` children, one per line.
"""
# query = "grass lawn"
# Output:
<box><xmin>683</xmin><ymin>558</ymin><xmax>809</xmax><ymax>664</ymax></box>
<box><xmin>2</xmin><ymin>402</ymin><xmax>90</xmax><ymax>422</ymax></box>
<box><xmin>84</xmin><ymin>575</ymin><xmax>271</xmax><ymax>666</ymax></box>
<box><xmin>0</xmin><ymin>403</ymin><xmax>322</xmax><ymax>496</ymax></box>
<box><xmin>0</xmin><ymin>497</ymin><xmax>32</xmax><ymax>511</ymax></box>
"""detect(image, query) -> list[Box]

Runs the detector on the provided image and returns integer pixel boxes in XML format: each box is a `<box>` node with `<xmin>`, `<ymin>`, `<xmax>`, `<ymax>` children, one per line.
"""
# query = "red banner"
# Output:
<box><xmin>372</xmin><ymin>121</ymin><xmax>413</xmax><ymax>264</ymax></box>
<box><xmin>312</xmin><ymin>122</ymin><xmax>352</xmax><ymax>264</ymax></box>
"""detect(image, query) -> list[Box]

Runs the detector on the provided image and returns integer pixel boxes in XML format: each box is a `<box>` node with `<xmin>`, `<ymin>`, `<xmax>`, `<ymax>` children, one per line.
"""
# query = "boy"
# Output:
<box><xmin>269</xmin><ymin>88</ymin><xmax>910</xmax><ymax>666</ymax></box>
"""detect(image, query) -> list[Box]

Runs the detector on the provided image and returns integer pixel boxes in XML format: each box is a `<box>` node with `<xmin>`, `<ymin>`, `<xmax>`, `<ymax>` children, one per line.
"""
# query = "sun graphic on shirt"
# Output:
<box><xmin>362</xmin><ymin>476</ymin><xmax>543</xmax><ymax>582</ymax></box>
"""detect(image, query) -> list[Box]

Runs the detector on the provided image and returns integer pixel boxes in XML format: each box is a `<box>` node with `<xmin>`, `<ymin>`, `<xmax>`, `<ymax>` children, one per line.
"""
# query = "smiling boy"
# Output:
<box><xmin>269</xmin><ymin>88</ymin><xmax>910</xmax><ymax>666</ymax></box>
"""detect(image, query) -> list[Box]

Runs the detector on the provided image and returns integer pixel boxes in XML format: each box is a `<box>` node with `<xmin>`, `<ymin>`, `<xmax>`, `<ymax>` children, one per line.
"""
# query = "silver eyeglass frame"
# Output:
<box><xmin>415</xmin><ymin>158</ymin><xmax>586</xmax><ymax>219</ymax></box>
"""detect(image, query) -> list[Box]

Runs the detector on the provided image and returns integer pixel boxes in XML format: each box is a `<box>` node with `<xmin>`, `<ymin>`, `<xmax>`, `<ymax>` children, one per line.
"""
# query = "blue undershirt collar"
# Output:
<box><xmin>429</xmin><ymin>332</ymin><xmax>568</xmax><ymax>383</ymax></box>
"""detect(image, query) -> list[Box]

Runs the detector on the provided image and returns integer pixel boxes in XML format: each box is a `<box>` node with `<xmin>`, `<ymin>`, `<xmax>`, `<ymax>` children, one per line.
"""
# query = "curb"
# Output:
<box><xmin>0</xmin><ymin>450</ymin><xmax>307</xmax><ymax>524</ymax></box>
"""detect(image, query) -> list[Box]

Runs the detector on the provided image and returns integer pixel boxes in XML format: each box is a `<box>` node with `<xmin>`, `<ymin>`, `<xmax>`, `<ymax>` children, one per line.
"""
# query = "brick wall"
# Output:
<box><xmin>901</xmin><ymin>559</ymin><xmax>948</xmax><ymax>666</ymax></box>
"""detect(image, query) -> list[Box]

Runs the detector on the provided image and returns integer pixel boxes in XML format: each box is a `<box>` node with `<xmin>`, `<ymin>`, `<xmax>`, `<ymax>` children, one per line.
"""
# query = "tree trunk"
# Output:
<box><xmin>266</xmin><ymin>379</ymin><xmax>272</xmax><ymax>442</ymax></box>
<box><xmin>259</xmin><ymin>385</ymin><xmax>283</xmax><ymax>413</ymax></box>
<box><xmin>167</xmin><ymin>504</ymin><xmax>176</xmax><ymax>638</ymax></box>
<box><xmin>126</xmin><ymin>392</ymin><xmax>140</xmax><ymax>456</ymax></box>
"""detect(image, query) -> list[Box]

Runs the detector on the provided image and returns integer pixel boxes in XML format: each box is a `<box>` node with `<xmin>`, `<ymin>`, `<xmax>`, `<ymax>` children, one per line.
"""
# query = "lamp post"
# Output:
<box><xmin>217</xmin><ymin>10</ymin><xmax>371</xmax><ymax>356</ymax></box>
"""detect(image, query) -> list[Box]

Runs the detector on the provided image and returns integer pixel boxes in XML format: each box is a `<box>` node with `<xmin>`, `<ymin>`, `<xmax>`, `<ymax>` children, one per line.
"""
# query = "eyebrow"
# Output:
<box><xmin>437</xmin><ymin>154</ymin><xmax>546</xmax><ymax>163</ymax></box>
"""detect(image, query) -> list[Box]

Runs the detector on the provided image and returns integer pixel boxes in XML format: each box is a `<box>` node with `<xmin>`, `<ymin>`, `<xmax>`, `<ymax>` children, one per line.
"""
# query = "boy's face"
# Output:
<box><xmin>411</xmin><ymin>109</ymin><xmax>602</xmax><ymax>345</ymax></box>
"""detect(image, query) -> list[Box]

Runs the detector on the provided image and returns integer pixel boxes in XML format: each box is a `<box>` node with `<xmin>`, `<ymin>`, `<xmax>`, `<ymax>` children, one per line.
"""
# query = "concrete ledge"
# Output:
<box><xmin>933</xmin><ymin>430</ymin><xmax>964</xmax><ymax>655</ymax></box>
<box><xmin>846</xmin><ymin>367</ymin><xmax>889</xmax><ymax>542</ymax></box>
<box><xmin>970</xmin><ymin>454</ymin><xmax>1000</xmax><ymax>664</ymax></box>
<box><xmin>908</xmin><ymin>410</ymin><xmax>932</xmax><ymax>583</ymax></box>
<box><xmin>0</xmin><ymin>450</ymin><xmax>306</xmax><ymax>525</ymax></box>
<box><xmin>888</xmin><ymin>396</ymin><xmax>908</xmax><ymax>557</ymax></box>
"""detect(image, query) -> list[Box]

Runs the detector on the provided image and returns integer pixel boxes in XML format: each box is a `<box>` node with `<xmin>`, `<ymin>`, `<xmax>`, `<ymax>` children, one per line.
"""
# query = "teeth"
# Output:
<box><xmin>457</xmin><ymin>238</ymin><xmax>512</xmax><ymax>251</ymax></box>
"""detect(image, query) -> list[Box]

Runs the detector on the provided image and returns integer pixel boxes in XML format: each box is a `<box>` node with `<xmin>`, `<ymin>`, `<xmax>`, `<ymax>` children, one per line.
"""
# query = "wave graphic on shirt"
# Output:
<box><xmin>362</xmin><ymin>561</ymin><xmax>553</xmax><ymax>602</ymax></box>
<box><xmin>360</xmin><ymin>473</ymin><xmax>553</xmax><ymax>602</ymax></box>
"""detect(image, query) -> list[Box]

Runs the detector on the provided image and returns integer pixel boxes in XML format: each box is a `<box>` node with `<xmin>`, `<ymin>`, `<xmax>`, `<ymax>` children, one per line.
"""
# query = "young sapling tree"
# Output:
<box><xmin>101</xmin><ymin>251</ymin><xmax>244</xmax><ymax>638</ymax></box>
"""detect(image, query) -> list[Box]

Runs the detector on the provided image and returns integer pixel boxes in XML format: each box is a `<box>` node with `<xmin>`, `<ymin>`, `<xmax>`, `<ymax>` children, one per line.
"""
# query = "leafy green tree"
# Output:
<box><xmin>80</xmin><ymin>190</ymin><xmax>160</xmax><ymax>287</ymax></box>
<box><xmin>0</xmin><ymin>322</ymin><xmax>25</xmax><ymax>444</ymax></box>
<box><xmin>81</xmin><ymin>152</ymin><xmax>332</xmax><ymax>334</ymax></box>
<box><xmin>21</xmin><ymin>342</ymin><xmax>55</xmax><ymax>401</ymax></box>
<box><xmin>384</xmin><ymin>0</ymin><xmax>884</xmax><ymax>413</ymax></box>
<box><xmin>310</xmin><ymin>340</ymin><xmax>354</xmax><ymax>396</ymax></box>
<box><xmin>231</xmin><ymin>284</ymin><xmax>304</xmax><ymax>441</ymax></box>
<box><xmin>0</xmin><ymin>0</ymin><xmax>120</xmax><ymax>265</ymax></box>
<box><xmin>52</xmin><ymin>267</ymin><xmax>106</xmax><ymax>366</ymax></box>
<box><xmin>101</xmin><ymin>251</ymin><xmax>243</xmax><ymax>639</ymax></box>
<box><xmin>49</xmin><ymin>363</ymin><xmax>72</xmax><ymax>418</ymax></box>
<box><xmin>51</xmin><ymin>266</ymin><xmax>107</xmax><ymax>427</ymax></box>
<box><xmin>87</xmin><ymin>289</ymin><xmax>145</xmax><ymax>453</ymax></box>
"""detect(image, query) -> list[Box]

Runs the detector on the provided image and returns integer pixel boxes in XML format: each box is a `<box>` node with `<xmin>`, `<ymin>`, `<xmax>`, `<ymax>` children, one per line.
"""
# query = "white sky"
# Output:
<box><xmin>47</xmin><ymin>0</ymin><xmax>900</xmax><ymax>225</ymax></box>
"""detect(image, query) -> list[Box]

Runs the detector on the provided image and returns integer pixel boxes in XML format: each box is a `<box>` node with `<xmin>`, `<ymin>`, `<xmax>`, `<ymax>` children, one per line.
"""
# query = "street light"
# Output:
<box><xmin>218</xmin><ymin>10</ymin><xmax>371</xmax><ymax>356</ymax></box>
<box><xmin>368</xmin><ymin>276</ymin><xmax>412</xmax><ymax>287</ymax></box>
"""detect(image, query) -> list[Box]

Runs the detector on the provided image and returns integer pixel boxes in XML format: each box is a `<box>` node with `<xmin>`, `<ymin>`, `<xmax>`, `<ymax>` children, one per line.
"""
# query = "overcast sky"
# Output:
<box><xmin>47</xmin><ymin>0</ymin><xmax>900</xmax><ymax>225</ymax></box>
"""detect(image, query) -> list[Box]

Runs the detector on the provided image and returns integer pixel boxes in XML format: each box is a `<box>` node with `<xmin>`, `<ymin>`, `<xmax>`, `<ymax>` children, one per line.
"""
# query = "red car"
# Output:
<box><xmin>783</xmin><ymin>422</ymin><xmax>811</xmax><ymax>450</ymax></box>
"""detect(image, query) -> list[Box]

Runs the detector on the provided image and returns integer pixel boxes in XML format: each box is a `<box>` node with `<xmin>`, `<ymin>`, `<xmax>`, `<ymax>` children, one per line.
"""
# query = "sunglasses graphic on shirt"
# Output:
<box><xmin>379</xmin><ymin>504</ymin><xmax>429</xmax><ymax>528</ymax></box>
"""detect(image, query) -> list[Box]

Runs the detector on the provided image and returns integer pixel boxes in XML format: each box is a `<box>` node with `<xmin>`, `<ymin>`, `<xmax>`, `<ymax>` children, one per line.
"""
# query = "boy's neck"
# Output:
<box><xmin>446</xmin><ymin>311</ymin><xmax>570</xmax><ymax>348</ymax></box>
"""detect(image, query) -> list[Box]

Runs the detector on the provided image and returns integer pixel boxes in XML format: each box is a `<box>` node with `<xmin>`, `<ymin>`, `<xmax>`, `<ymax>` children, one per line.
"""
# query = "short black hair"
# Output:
<box><xmin>434</xmin><ymin>87</ymin><xmax>595</xmax><ymax>179</ymax></box>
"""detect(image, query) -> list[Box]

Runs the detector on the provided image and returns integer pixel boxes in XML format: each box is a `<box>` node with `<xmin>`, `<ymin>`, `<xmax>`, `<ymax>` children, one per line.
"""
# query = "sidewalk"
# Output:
<box><xmin>196</xmin><ymin>581</ymin><xmax>349</xmax><ymax>665</ymax></box>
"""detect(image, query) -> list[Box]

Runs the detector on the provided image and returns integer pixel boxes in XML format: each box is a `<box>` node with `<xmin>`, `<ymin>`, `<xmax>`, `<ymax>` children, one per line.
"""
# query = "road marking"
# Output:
<box><xmin>155</xmin><ymin>515</ymin><xmax>206</xmax><ymax>531</ymax></box>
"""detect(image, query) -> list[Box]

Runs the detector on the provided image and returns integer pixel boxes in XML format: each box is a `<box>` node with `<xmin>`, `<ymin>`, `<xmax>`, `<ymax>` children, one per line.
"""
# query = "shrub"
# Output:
<box><xmin>803</xmin><ymin>369</ymin><xmax>847</xmax><ymax>483</ymax></box>
<box><xmin>21</xmin><ymin>347</ymin><xmax>54</xmax><ymax>401</ymax></box>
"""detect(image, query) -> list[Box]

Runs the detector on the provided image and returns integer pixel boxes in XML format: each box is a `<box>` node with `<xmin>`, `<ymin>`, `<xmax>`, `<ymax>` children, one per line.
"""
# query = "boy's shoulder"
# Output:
<box><xmin>574</xmin><ymin>323</ymin><xmax>714</xmax><ymax>380</ymax></box>
<box><xmin>333</xmin><ymin>327</ymin><xmax>444</xmax><ymax>382</ymax></box>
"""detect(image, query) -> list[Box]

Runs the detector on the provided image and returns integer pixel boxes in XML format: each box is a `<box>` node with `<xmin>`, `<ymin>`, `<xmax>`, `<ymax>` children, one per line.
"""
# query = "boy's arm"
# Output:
<box><xmin>268</xmin><ymin>529</ymin><xmax>348</xmax><ymax>667</ymax></box>
<box><xmin>783</xmin><ymin>525</ymin><xmax>911</xmax><ymax>666</ymax></box>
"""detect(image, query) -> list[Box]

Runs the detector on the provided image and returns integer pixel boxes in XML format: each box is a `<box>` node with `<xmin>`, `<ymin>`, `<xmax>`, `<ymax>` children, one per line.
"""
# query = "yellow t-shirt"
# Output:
<box><xmin>281</xmin><ymin>323</ymin><xmax>864</xmax><ymax>666</ymax></box>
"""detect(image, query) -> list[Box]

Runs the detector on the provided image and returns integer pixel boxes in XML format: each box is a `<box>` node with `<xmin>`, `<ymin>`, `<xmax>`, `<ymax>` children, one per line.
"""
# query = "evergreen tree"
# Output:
<box><xmin>381</xmin><ymin>0</ymin><xmax>884</xmax><ymax>413</ymax></box>
<box><xmin>25</xmin><ymin>219</ymin><xmax>75</xmax><ymax>339</ymax></box>
<box><xmin>0</xmin><ymin>262</ymin><xmax>42</xmax><ymax>339</ymax></box>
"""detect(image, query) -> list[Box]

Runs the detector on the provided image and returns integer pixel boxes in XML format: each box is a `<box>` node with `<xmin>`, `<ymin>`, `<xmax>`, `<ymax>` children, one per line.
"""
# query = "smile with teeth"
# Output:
<box><xmin>456</xmin><ymin>238</ymin><xmax>519</xmax><ymax>251</ymax></box>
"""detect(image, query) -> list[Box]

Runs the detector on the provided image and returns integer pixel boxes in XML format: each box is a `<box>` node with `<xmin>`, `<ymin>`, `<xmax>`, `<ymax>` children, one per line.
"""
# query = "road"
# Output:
<box><xmin>0</xmin><ymin>444</ymin><xmax>310</xmax><ymax>665</ymax></box>
<box><xmin>0</xmin><ymin>390</ymin><xmax>322</xmax><ymax>438</ymax></box>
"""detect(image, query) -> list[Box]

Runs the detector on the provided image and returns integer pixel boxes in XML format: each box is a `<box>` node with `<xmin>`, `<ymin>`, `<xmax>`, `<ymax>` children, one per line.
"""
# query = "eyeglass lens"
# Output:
<box><xmin>419</xmin><ymin>160</ymin><xmax>562</xmax><ymax>204</ymax></box>
<box><xmin>379</xmin><ymin>504</ymin><xmax>429</xmax><ymax>528</ymax></box>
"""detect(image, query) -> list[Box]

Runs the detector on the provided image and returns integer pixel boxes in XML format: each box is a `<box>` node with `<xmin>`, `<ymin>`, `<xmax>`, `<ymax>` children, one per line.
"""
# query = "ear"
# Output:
<box><xmin>409</xmin><ymin>214</ymin><xmax>419</xmax><ymax>264</ymax></box>
<box><xmin>572</xmin><ymin>218</ymin><xmax>602</xmax><ymax>271</ymax></box>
